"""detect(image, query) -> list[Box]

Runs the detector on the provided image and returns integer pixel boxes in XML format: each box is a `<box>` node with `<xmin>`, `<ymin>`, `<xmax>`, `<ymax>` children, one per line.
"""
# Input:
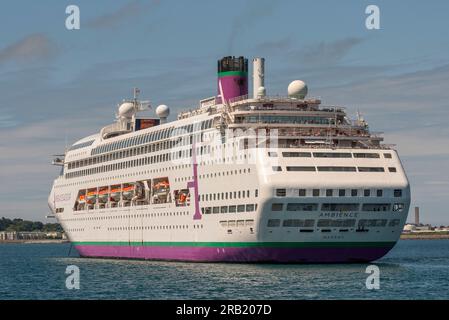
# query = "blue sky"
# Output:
<box><xmin>0</xmin><ymin>0</ymin><xmax>448</xmax><ymax>224</ymax></box>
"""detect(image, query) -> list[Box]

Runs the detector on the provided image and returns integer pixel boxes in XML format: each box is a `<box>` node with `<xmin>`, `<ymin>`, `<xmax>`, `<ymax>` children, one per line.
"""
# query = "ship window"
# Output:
<box><xmin>389</xmin><ymin>167</ymin><xmax>397</xmax><ymax>172</ymax></box>
<box><xmin>393</xmin><ymin>203</ymin><xmax>404</xmax><ymax>212</ymax></box>
<box><xmin>376</xmin><ymin>189</ymin><xmax>383</xmax><ymax>197</ymax></box>
<box><xmin>339</xmin><ymin>189</ymin><xmax>346</xmax><ymax>197</ymax></box>
<box><xmin>282</xmin><ymin>152</ymin><xmax>312</xmax><ymax>157</ymax></box>
<box><xmin>245</xmin><ymin>219</ymin><xmax>254</xmax><ymax>226</ymax></box>
<box><xmin>326</xmin><ymin>189</ymin><xmax>333</xmax><ymax>197</ymax></box>
<box><xmin>353</xmin><ymin>153</ymin><xmax>380</xmax><ymax>158</ymax></box>
<box><xmin>389</xmin><ymin>219</ymin><xmax>400</xmax><ymax>227</ymax></box>
<box><xmin>362</xmin><ymin>204</ymin><xmax>391</xmax><ymax>211</ymax></box>
<box><xmin>271</xmin><ymin>203</ymin><xmax>283</xmax><ymax>211</ymax></box>
<box><xmin>394</xmin><ymin>189</ymin><xmax>402</xmax><ymax>197</ymax></box>
<box><xmin>272</xmin><ymin>166</ymin><xmax>282</xmax><ymax>172</ymax></box>
<box><xmin>246</xmin><ymin>204</ymin><xmax>255</xmax><ymax>212</ymax></box>
<box><xmin>286</xmin><ymin>203</ymin><xmax>318</xmax><ymax>211</ymax></box>
<box><xmin>298</xmin><ymin>189</ymin><xmax>306</xmax><ymax>197</ymax></box>
<box><xmin>358</xmin><ymin>167</ymin><xmax>385</xmax><ymax>172</ymax></box>
<box><xmin>204</xmin><ymin>207</ymin><xmax>211</xmax><ymax>214</ymax></box>
<box><xmin>318</xmin><ymin>166</ymin><xmax>356</xmax><ymax>172</ymax></box>
<box><xmin>229</xmin><ymin>205</ymin><xmax>237</xmax><ymax>213</ymax></box>
<box><xmin>220</xmin><ymin>206</ymin><xmax>228</xmax><ymax>214</ymax></box>
<box><xmin>237</xmin><ymin>205</ymin><xmax>245</xmax><ymax>213</ymax></box>
<box><xmin>286</xmin><ymin>166</ymin><xmax>316</xmax><ymax>172</ymax></box>
<box><xmin>384</xmin><ymin>153</ymin><xmax>392</xmax><ymax>159</ymax></box>
<box><xmin>322</xmin><ymin>203</ymin><xmax>359</xmax><ymax>211</ymax></box>
<box><xmin>312</xmin><ymin>189</ymin><xmax>320</xmax><ymax>197</ymax></box>
<box><xmin>313</xmin><ymin>152</ymin><xmax>352</xmax><ymax>158</ymax></box>
<box><xmin>267</xmin><ymin>219</ymin><xmax>281</xmax><ymax>227</ymax></box>
<box><xmin>213</xmin><ymin>207</ymin><xmax>220</xmax><ymax>214</ymax></box>
<box><xmin>364</xmin><ymin>189</ymin><xmax>370</xmax><ymax>197</ymax></box>
<box><xmin>268</xmin><ymin>152</ymin><xmax>278</xmax><ymax>157</ymax></box>
<box><xmin>351</xmin><ymin>189</ymin><xmax>358</xmax><ymax>197</ymax></box>
<box><xmin>276</xmin><ymin>189</ymin><xmax>286</xmax><ymax>197</ymax></box>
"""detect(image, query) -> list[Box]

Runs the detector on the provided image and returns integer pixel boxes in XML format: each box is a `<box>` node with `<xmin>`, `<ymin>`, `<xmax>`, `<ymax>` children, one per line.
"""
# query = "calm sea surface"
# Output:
<box><xmin>0</xmin><ymin>240</ymin><xmax>448</xmax><ymax>300</ymax></box>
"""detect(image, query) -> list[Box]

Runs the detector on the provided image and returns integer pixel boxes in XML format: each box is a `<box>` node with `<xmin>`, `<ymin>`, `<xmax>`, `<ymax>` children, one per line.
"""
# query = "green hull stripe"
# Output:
<box><xmin>218</xmin><ymin>71</ymin><xmax>247</xmax><ymax>77</ymax></box>
<box><xmin>73</xmin><ymin>241</ymin><xmax>396</xmax><ymax>248</ymax></box>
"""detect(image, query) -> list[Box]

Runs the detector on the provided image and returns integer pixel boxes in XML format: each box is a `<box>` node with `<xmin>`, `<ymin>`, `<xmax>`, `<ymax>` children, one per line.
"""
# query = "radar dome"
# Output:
<box><xmin>257</xmin><ymin>86</ymin><xmax>266</xmax><ymax>97</ymax></box>
<box><xmin>118</xmin><ymin>102</ymin><xmax>135</xmax><ymax>118</ymax></box>
<box><xmin>288</xmin><ymin>80</ymin><xmax>308</xmax><ymax>99</ymax></box>
<box><xmin>156</xmin><ymin>104</ymin><xmax>170</xmax><ymax>118</ymax></box>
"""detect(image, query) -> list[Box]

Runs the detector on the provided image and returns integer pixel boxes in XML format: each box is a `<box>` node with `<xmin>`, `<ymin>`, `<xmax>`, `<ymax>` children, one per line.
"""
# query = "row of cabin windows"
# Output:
<box><xmin>202</xmin><ymin>204</ymin><xmax>257</xmax><ymax>214</ymax></box>
<box><xmin>91</xmin><ymin>119</ymin><xmax>214</xmax><ymax>156</ymax></box>
<box><xmin>68</xmin><ymin>140</ymin><xmax>95</xmax><ymax>151</ymax></box>
<box><xmin>270</xmin><ymin>151</ymin><xmax>393</xmax><ymax>159</ymax></box>
<box><xmin>69</xmin><ymin>133</ymin><xmax>210</xmax><ymax>170</ymax></box>
<box><xmin>62</xmin><ymin>212</ymin><xmax>190</xmax><ymax>222</ymax></box>
<box><xmin>201</xmin><ymin>190</ymin><xmax>258</xmax><ymax>202</ymax></box>
<box><xmin>107</xmin><ymin>224</ymin><xmax>203</xmax><ymax>231</ymax></box>
<box><xmin>66</xmin><ymin>145</ymin><xmax>204</xmax><ymax>179</ymax></box>
<box><xmin>276</xmin><ymin>188</ymin><xmax>403</xmax><ymax>198</ymax></box>
<box><xmin>267</xmin><ymin>218</ymin><xmax>401</xmax><ymax>228</ymax></box>
<box><xmin>271</xmin><ymin>202</ymin><xmax>405</xmax><ymax>212</ymax></box>
<box><xmin>219</xmin><ymin>219</ymin><xmax>254</xmax><ymax>228</ymax></box>
<box><xmin>274</xmin><ymin>166</ymin><xmax>397</xmax><ymax>172</ymax></box>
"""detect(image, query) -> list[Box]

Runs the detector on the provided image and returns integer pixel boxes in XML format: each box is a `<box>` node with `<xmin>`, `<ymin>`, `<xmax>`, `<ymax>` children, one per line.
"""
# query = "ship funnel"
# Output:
<box><xmin>217</xmin><ymin>56</ymin><xmax>248</xmax><ymax>103</ymax></box>
<box><xmin>253</xmin><ymin>57</ymin><xmax>265</xmax><ymax>98</ymax></box>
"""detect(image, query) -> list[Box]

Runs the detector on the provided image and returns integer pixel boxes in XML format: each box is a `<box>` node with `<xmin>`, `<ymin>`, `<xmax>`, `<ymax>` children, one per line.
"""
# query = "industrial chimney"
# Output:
<box><xmin>414</xmin><ymin>206</ymin><xmax>420</xmax><ymax>225</ymax></box>
<box><xmin>252</xmin><ymin>57</ymin><xmax>265</xmax><ymax>98</ymax></box>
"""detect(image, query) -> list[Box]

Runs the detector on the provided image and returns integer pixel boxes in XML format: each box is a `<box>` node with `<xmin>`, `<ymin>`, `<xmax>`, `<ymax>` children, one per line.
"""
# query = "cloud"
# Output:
<box><xmin>86</xmin><ymin>0</ymin><xmax>160</xmax><ymax>29</ymax></box>
<box><xmin>291</xmin><ymin>37</ymin><xmax>364</xmax><ymax>67</ymax></box>
<box><xmin>0</xmin><ymin>115</ymin><xmax>19</xmax><ymax>128</ymax></box>
<box><xmin>227</xmin><ymin>0</ymin><xmax>279</xmax><ymax>53</ymax></box>
<box><xmin>0</xmin><ymin>33</ymin><xmax>58</xmax><ymax>65</ymax></box>
<box><xmin>253</xmin><ymin>38</ymin><xmax>292</xmax><ymax>55</ymax></box>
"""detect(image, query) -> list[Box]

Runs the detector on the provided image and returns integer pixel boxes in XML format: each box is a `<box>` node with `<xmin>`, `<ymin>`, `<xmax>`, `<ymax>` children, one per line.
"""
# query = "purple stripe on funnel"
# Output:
<box><xmin>74</xmin><ymin>245</ymin><xmax>394</xmax><ymax>263</ymax></box>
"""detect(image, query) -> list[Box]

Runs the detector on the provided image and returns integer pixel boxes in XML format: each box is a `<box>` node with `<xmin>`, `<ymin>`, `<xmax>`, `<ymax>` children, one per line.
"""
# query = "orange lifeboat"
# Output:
<box><xmin>110</xmin><ymin>186</ymin><xmax>121</xmax><ymax>202</ymax></box>
<box><xmin>122</xmin><ymin>184</ymin><xmax>135</xmax><ymax>200</ymax></box>
<box><xmin>98</xmin><ymin>187</ymin><xmax>109</xmax><ymax>203</ymax></box>
<box><xmin>86</xmin><ymin>189</ymin><xmax>97</xmax><ymax>204</ymax></box>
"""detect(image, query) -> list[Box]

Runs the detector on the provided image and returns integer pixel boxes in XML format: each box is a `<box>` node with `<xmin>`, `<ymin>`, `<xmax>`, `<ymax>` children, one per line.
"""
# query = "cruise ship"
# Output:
<box><xmin>48</xmin><ymin>56</ymin><xmax>410</xmax><ymax>263</ymax></box>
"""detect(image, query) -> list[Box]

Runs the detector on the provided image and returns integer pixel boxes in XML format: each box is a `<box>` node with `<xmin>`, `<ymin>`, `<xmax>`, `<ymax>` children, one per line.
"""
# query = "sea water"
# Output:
<box><xmin>0</xmin><ymin>240</ymin><xmax>448</xmax><ymax>300</ymax></box>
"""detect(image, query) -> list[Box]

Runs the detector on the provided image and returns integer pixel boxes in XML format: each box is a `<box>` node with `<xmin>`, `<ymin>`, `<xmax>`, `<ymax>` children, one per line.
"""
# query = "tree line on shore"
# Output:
<box><xmin>0</xmin><ymin>217</ymin><xmax>62</xmax><ymax>232</ymax></box>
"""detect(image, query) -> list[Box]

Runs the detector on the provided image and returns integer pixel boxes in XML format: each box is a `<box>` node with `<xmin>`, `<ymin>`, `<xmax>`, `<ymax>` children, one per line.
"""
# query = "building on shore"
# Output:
<box><xmin>0</xmin><ymin>231</ymin><xmax>47</xmax><ymax>240</ymax></box>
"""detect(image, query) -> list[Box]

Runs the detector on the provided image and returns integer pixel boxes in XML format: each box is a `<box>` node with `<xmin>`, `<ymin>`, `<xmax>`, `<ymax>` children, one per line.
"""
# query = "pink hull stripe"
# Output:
<box><xmin>75</xmin><ymin>245</ymin><xmax>394</xmax><ymax>263</ymax></box>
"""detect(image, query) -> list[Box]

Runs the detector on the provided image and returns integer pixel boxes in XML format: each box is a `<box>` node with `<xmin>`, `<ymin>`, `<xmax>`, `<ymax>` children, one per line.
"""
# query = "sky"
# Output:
<box><xmin>0</xmin><ymin>0</ymin><xmax>448</xmax><ymax>225</ymax></box>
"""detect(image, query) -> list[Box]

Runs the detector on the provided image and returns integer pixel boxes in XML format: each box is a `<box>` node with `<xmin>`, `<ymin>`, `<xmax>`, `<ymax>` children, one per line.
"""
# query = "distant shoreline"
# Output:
<box><xmin>0</xmin><ymin>239</ymin><xmax>69</xmax><ymax>244</ymax></box>
<box><xmin>400</xmin><ymin>233</ymin><xmax>449</xmax><ymax>240</ymax></box>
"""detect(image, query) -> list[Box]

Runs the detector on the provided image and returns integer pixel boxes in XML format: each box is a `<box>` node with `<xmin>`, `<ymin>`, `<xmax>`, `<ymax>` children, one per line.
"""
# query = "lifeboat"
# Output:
<box><xmin>179</xmin><ymin>193</ymin><xmax>187</xmax><ymax>203</ymax></box>
<box><xmin>86</xmin><ymin>189</ymin><xmax>97</xmax><ymax>204</ymax></box>
<box><xmin>110</xmin><ymin>186</ymin><xmax>121</xmax><ymax>202</ymax></box>
<box><xmin>98</xmin><ymin>187</ymin><xmax>109</xmax><ymax>203</ymax></box>
<box><xmin>154</xmin><ymin>181</ymin><xmax>169</xmax><ymax>190</ymax></box>
<box><xmin>122</xmin><ymin>184</ymin><xmax>135</xmax><ymax>200</ymax></box>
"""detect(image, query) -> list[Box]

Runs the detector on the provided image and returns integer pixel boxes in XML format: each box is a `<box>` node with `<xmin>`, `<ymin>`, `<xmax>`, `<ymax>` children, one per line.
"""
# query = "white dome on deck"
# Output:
<box><xmin>118</xmin><ymin>102</ymin><xmax>135</xmax><ymax>118</ymax></box>
<box><xmin>156</xmin><ymin>104</ymin><xmax>170</xmax><ymax>118</ymax></box>
<box><xmin>288</xmin><ymin>80</ymin><xmax>308</xmax><ymax>99</ymax></box>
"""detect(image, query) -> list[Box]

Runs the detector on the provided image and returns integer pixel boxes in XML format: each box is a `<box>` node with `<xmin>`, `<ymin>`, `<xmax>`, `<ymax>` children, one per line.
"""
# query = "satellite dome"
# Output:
<box><xmin>257</xmin><ymin>86</ymin><xmax>266</xmax><ymax>97</ymax></box>
<box><xmin>118</xmin><ymin>102</ymin><xmax>135</xmax><ymax>118</ymax></box>
<box><xmin>288</xmin><ymin>80</ymin><xmax>308</xmax><ymax>99</ymax></box>
<box><xmin>156</xmin><ymin>104</ymin><xmax>170</xmax><ymax>118</ymax></box>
